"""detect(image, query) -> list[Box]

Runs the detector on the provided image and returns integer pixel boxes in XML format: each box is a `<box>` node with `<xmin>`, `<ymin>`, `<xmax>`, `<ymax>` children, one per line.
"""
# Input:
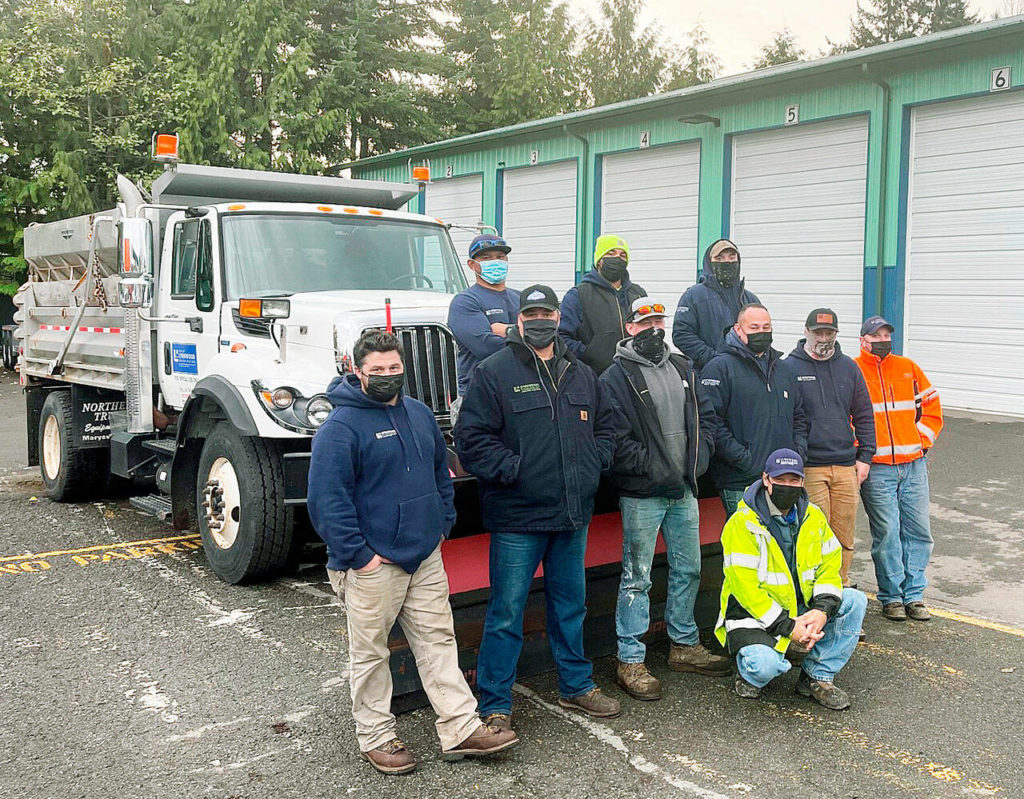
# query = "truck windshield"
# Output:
<box><xmin>220</xmin><ymin>213</ymin><xmax>467</xmax><ymax>298</ymax></box>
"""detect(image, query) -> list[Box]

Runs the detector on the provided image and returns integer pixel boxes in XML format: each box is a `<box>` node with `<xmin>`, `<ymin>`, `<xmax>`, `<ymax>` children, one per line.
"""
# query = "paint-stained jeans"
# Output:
<box><xmin>335</xmin><ymin>545</ymin><xmax>480</xmax><ymax>752</ymax></box>
<box><xmin>476</xmin><ymin>528</ymin><xmax>595</xmax><ymax>716</ymax></box>
<box><xmin>616</xmin><ymin>492</ymin><xmax>701</xmax><ymax>662</ymax></box>
<box><xmin>859</xmin><ymin>457</ymin><xmax>934</xmax><ymax>605</ymax></box>
<box><xmin>805</xmin><ymin>464</ymin><xmax>859</xmax><ymax>584</ymax></box>
<box><xmin>737</xmin><ymin>588</ymin><xmax>867</xmax><ymax>686</ymax></box>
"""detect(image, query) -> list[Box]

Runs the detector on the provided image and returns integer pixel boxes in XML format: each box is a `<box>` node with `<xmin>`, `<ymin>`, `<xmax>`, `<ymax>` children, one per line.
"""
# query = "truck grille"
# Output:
<box><xmin>388</xmin><ymin>324</ymin><xmax>457</xmax><ymax>424</ymax></box>
<box><xmin>232</xmin><ymin>308</ymin><xmax>272</xmax><ymax>338</ymax></box>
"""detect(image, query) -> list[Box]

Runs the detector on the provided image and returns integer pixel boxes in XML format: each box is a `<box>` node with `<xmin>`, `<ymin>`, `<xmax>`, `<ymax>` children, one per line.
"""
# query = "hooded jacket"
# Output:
<box><xmin>672</xmin><ymin>241</ymin><xmax>760</xmax><ymax>371</ymax></box>
<box><xmin>700</xmin><ymin>330</ymin><xmax>809</xmax><ymax>490</ymax></box>
<box><xmin>454</xmin><ymin>328</ymin><xmax>618</xmax><ymax>533</ymax></box>
<box><xmin>786</xmin><ymin>340</ymin><xmax>876</xmax><ymax>467</ymax></box>
<box><xmin>559</xmin><ymin>268</ymin><xmax>646</xmax><ymax>375</ymax></box>
<box><xmin>715</xmin><ymin>479</ymin><xmax>843</xmax><ymax>655</ymax></box>
<box><xmin>599</xmin><ymin>339</ymin><xmax>714</xmax><ymax>499</ymax></box>
<box><xmin>307</xmin><ymin>374</ymin><xmax>456</xmax><ymax>573</ymax></box>
<box><xmin>854</xmin><ymin>348</ymin><xmax>943</xmax><ymax>465</ymax></box>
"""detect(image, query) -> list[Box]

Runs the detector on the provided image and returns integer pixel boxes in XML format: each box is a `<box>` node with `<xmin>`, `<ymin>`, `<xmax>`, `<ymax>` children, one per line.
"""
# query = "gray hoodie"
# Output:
<box><xmin>615</xmin><ymin>339</ymin><xmax>688</xmax><ymax>475</ymax></box>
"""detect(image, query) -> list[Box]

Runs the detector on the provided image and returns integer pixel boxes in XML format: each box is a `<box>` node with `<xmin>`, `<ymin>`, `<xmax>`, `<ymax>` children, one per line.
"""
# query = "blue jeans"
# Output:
<box><xmin>736</xmin><ymin>589</ymin><xmax>867</xmax><ymax>686</ymax></box>
<box><xmin>477</xmin><ymin>528</ymin><xmax>595</xmax><ymax>716</ymax></box>
<box><xmin>720</xmin><ymin>488</ymin><xmax>745</xmax><ymax>517</ymax></box>
<box><xmin>616</xmin><ymin>492</ymin><xmax>701</xmax><ymax>662</ymax></box>
<box><xmin>859</xmin><ymin>457</ymin><xmax>934</xmax><ymax>605</ymax></box>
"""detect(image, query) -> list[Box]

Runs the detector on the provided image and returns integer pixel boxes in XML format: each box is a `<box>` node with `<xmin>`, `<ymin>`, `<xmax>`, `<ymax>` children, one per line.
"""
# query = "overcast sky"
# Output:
<box><xmin>568</xmin><ymin>0</ymin><xmax>1014</xmax><ymax>75</ymax></box>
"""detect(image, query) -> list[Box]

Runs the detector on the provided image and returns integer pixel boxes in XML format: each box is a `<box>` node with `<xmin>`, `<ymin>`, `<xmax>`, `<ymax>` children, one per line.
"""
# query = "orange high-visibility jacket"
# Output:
<box><xmin>854</xmin><ymin>350</ymin><xmax>943</xmax><ymax>465</ymax></box>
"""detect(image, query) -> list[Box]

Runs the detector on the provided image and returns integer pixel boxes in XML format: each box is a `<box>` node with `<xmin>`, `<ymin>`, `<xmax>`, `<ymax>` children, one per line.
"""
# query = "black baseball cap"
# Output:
<box><xmin>519</xmin><ymin>284</ymin><xmax>559</xmax><ymax>313</ymax></box>
<box><xmin>860</xmin><ymin>315</ymin><xmax>894</xmax><ymax>336</ymax></box>
<box><xmin>806</xmin><ymin>308</ymin><xmax>838</xmax><ymax>331</ymax></box>
<box><xmin>468</xmin><ymin>234</ymin><xmax>511</xmax><ymax>259</ymax></box>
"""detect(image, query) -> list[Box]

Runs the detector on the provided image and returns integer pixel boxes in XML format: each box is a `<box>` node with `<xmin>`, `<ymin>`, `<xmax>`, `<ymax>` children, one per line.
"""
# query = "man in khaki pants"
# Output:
<box><xmin>308</xmin><ymin>330</ymin><xmax>518</xmax><ymax>774</ymax></box>
<box><xmin>786</xmin><ymin>309</ymin><xmax>876</xmax><ymax>585</ymax></box>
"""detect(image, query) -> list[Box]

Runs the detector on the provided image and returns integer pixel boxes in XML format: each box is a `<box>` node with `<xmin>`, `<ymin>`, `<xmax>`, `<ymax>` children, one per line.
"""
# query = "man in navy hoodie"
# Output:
<box><xmin>308</xmin><ymin>330</ymin><xmax>518</xmax><ymax>775</ymax></box>
<box><xmin>559</xmin><ymin>234</ymin><xmax>646</xmax><ymax>375</ymax></box>
<box><xmin>673</xmin><ymin>239</ymin><xmax>760</xmax><ymax>372</ymax></box>
<box><xmin>787</xmin><ymin>309</ymin><xmax>876</xmax><ymax>586</ymax></box>
<box><xmin>455</xmin><ymin>284</ymin><xmax>621</xmax><ymax>729</ymax></box>
<box><xmin>701</xmin><ymin>303</ymin><xmax>809</xmax><ymax>516</ymax></box>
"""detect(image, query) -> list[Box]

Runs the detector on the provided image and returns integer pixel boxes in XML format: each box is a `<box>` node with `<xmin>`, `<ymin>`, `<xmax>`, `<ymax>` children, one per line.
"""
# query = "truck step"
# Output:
<box><xmin>129</xmin><ymin>494</ymin><xmax>173</xmax><ymax>520</ymax></box>
<box><xmin>142</xmin><ymin>438</ymin><xmax>177</xmax><ymax>456</ymax></box>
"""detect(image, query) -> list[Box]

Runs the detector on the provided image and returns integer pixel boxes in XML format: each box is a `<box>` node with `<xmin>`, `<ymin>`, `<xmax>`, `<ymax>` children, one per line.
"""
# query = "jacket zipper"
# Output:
<box><xmin>875</xmin><ymin>359</ymin><xmax>896</xmax><ymax>465</ymax></box>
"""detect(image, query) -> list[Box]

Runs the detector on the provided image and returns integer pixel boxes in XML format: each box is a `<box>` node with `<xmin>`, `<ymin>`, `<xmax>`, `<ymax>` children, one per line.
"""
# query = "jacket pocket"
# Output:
<box><xmin>392</xmin><ymin>493</ymin><xmax>445</xmax><ymax>564</ymax></box>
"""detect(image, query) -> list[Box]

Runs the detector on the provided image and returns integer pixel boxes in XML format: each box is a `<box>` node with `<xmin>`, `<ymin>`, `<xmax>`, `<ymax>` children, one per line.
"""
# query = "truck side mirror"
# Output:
<box><xmin>118</xmin><ymin>276</ymin><xmax>153</xmax><ymax>309</ymax></box>
<box><xmin>118</xmin><ymin>217</ymin><xmax>154</xmax><ymax>278</ymax></box>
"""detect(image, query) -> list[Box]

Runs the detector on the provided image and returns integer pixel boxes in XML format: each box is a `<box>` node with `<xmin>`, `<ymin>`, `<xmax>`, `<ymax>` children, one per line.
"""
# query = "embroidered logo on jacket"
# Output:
<box><xmin>513</xmin><ymin>383</ymin><xmax>542</xmax><ymax>393</ymax></box>
<box><xmin>375</xmin><ymin>430</ymin><xmax>398</xmax><ymax>439</ymax></box>
<box><xmin>797</xmin><ymin>375</ymin><xmax>816</xmax><ymax>381</ymax></box>
<box><xmin>701</xmin><ymin>378</ymin><xmax>720</xmax><ymax>386</ymax></box>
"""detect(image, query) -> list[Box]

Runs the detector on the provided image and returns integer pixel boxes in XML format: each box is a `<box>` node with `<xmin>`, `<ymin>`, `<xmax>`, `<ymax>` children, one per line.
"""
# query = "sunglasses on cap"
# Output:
<box><xmin>630</xmin><ymin>303</ymin><xmax>666</xmax><ymax>319</ymax></box>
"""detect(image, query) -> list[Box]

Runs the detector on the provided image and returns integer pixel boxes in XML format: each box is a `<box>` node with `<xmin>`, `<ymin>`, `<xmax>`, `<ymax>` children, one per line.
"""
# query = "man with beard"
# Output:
<box><xmin>455</xmin><ymin>285</ymin><xmax>621</xmax><ymax>730</ymax></box>
<box><xmin>673</xmin><ymin>239</ymin><xmax>760</xmax><ymax>372</ymax></box>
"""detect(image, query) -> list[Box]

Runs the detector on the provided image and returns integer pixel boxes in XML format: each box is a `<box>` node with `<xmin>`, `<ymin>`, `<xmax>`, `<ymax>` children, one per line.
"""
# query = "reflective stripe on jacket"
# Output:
<box><xmin>715</xmin><ymin>481</ymin><xmax>843</xmax><ymax>655</ymax></box>
<box><xmin>854</xmin><ymin>350</ymin><xmax>943</xmax><ymax>465</ymax></box>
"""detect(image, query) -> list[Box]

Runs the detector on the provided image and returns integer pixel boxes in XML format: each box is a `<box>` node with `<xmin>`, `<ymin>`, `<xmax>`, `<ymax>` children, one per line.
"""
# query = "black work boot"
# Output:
<box><xmin>796</xmin><ymin>671</ymin><xmax>851</xmax><ymax>710</ymax></box>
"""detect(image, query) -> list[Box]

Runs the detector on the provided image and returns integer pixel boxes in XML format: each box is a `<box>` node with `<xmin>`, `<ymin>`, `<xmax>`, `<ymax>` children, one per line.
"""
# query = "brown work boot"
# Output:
<box><xmin>616</xmin><ymin>661</ymin><xmax>662</xmax><ymax>701</ymax></box>
<box><xmin>361</xmin><ymin>738</ymin><xmax>417</xmax><ymax>775</ymax></box>
<box><xmin>558</xmin><ymin>687</ymin><xmax>622</xmax><ymax>718</ymax></box>
<box><xmin>883</xmin><ymin>602</ymin><xmax>907</xmax><ymax>621</ymax></box>
<box><xmin>796</xmin><ymin>671</ymin><xmax>851</xmax><ymax>710</ymax></box>
<box><xmin>481</xmin><ymin>712</ymin><xmax>513</xmax><ymax>732</ymax></box>
<box><xmin>905</xmin><ymin>601</ymin><xmax>931</xmax><ymax>621</ymax></box>
<box><xmin>668</xmin><ymin>642</ymin><xmax>732</xmax><ymax>676</ymax></box>
<box><xmin>442</xmin><ymin>723</ymin><xmax>519</xmax><ymax>760</ymax></box>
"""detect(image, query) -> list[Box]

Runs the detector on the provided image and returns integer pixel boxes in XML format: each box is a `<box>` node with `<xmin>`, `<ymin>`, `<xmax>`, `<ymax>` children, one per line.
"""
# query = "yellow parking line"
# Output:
<box><xmin>864</xmin><ymin>590</ymin><xmax>1024</xmax><ymax>639</ymax></box>
<box><xmin>0</xmin><ymin>533</ymin><xmax>201</xmax><ymax>562</ymax></box>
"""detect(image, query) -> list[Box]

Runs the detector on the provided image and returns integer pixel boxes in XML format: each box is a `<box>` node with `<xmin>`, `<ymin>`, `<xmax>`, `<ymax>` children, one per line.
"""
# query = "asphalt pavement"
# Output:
<box><xmin>1</xmin><ymin>369</ymin><xmax>1021</xmax><ymax>799</ymax></box>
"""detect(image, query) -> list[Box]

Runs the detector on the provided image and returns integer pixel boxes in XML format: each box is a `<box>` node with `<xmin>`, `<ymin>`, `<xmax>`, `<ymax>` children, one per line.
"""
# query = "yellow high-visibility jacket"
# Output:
<box><xmin>715</xmin><ymin>483</ymin><xmax>843</xmax><ymax>655</ymax></box>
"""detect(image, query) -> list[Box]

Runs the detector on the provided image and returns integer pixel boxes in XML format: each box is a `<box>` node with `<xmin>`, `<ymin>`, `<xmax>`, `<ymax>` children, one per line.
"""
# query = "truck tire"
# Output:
<box><xmin>196</xmin><ymin>422</ymin><xmax>294</xmax><ymax>584</ymax></box>
<box><xmin>38</xmin><ymin>390</ymin><xmax>105</xmax><ymax>501</ymax></box>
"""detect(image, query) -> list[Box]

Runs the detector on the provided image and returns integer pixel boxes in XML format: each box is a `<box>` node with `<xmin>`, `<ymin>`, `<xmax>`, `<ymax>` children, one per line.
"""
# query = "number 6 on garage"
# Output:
<box><xmin>991</xmin><ymin>66</ymin><xmax>1011</xmax><ymax>92</ymax></box>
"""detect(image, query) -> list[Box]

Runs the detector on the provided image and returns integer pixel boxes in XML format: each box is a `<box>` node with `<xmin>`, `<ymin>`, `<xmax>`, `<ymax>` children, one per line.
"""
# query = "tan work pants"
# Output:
<box><xmin>805</xmin><ymin>464</ymin><xmax>859</xmax><ymax>585</ymax></box>
<box><xmin>329</xmin><ymin>545</ymin><xmax>480</xmax><ymax>752</ymax></box>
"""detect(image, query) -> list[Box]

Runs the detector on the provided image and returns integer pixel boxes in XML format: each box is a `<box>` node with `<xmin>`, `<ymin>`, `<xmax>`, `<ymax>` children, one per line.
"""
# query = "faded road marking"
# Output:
<box><xmin>513</xmin><ymin>683</ymin><xmax>736</xmax><ymax>798</ymax></box>
<box><xmin>864</xmin><ymin>590</ymin><xmax>1024</xmax><ymax>639</ymax></box>
<box><xmin>0</xmin><ymin>533</ymin><xmax>202</xmax><ymax>575</ymax></box>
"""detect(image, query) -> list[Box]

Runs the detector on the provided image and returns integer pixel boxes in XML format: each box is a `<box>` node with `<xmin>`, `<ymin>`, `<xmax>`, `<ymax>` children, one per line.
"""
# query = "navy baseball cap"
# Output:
<box><xmin>469</xmin><ymin>234</ymin><xmax>511</xmax><ymax>259</ymax></box>
<box><xmin>860</xmin><ymin>315</ymin><xmax>894</xmax><ymax>336</ymax></box>
<box><xmin>764</xmin><ymin>448</ymin><xmax>805</xmax><ymax>479</ymax></box>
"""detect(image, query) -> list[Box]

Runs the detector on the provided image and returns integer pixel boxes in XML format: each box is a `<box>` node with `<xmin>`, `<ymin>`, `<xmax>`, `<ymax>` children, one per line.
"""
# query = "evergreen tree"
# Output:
<box><xmin>579</xmin><ymin>0</ymin><xmax>670</xmax><ymax>106</ymax></box>
<box><xmin>750</xmin><ymin>28</ymin><xmax>806</xmax><ymax>69</ymax></box>
<box><xmin>666</xmin><ymin>23</ymin><xmax>722</xmax><ymax>90</ymax></box>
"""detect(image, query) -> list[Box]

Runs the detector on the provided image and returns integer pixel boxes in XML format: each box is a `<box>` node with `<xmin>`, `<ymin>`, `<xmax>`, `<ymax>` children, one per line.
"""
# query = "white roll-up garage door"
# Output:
<box><xmin>730</xmin><ymin>116</ymin><xmax>869</xmax><ymax>355</ymax></box>
<box><xmin>601</xmin><ymin>142</ymin><xmax>701</xmax><ymax>328</ymax></box>
<box><xmin>501</xmin><ymin>160</ymin><xmax>578</xmax><ymax>297</ymax></box>
<box><xmin>424</xmin><ymin>174</ymin><xmax>483</xmax><ymax>265</ymax></box>
<box><xmin>905</xmin><ymin>92</ymin><xmax>1024</xmax><ymax>416</ymax></box>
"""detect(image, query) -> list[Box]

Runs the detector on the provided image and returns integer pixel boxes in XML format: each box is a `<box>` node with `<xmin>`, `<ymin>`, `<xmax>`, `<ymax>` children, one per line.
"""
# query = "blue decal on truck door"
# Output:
<box><xmin>170</xmin><ymin>343</ymin><xmax>198</xmax><ymax>374</ymax></box>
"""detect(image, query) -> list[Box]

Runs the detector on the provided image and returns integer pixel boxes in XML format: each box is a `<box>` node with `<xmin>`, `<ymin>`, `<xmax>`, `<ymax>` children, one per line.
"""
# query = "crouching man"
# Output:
<box><xmin>308</xmin><ymin>329</ymin><xmax>518</xmax><ymax>774</ymax></box>
<box><xmin>716</xmin><ymin>449</ymin><xmax>867</xmax><ymax>710</ymax></box>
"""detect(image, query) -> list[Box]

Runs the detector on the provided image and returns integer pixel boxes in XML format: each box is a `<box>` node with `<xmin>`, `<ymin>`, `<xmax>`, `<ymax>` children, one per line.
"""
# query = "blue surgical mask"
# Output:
<box><xmin>477</xmin><ymin>258</ymin><xmax>509</xmax><ymax>285</ymax></box>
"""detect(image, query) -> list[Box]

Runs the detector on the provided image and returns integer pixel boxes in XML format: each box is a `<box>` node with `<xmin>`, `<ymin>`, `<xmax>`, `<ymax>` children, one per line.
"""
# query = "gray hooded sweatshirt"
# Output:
<box><xmin>615</xmin><ymin>338</ymin><xmax>688</xmax><ymax>473</ymax></box>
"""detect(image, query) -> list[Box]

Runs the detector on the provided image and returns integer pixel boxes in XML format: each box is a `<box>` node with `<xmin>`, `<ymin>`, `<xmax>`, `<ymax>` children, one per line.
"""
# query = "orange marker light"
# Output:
<box><xmin>239</xmin><ymin>299</ymin><xmax>262</xmax><ymax>318</ymax></box>
<box><xmin>123</xmin><ymin>238</ymin><xmax>131</xmax><ymax>272</ymax></box>
<box><xmin>152</xmin><ymin>133</ymin><xmax>180</xmax><ymax>163</ymax></box>
<box><xmin>412</xmin><ymin>166</ymin><xmax>430</xmax><ymax>182</ymax></box>
<box><xmin>368</xmin><ymin>209</ymin><xmax>383</xmax><ymax>216</ymax></box>
<box><xmin>227</xmin><ymin>204</ymin><xmax>246</xmax><ymax>211</ymax></box>
<box><xmin>230</xmin><ymin>342</ymin><xmax>247</xmax><ymax>353</ymax></box>
<box><xmin>317</xmin><ymin>205</ymin><xmax>333</xmax><ymax>212</ymax></box>
<box><xmin>343</xmin><ymin>207</ymin><xmax>358</xmax><ymax>214</ymax></box>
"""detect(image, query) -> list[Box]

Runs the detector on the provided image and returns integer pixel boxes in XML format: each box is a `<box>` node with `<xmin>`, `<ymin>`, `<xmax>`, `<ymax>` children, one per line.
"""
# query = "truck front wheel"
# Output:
<box><xmin>196</xmin><ymin>422</ymin><xmax>294</xmax><ymax>584</ymax></box>
<box><xmin>38</xmin><ymin>390</ymin><xmax>106</xmax><ymax>501</ymax></box>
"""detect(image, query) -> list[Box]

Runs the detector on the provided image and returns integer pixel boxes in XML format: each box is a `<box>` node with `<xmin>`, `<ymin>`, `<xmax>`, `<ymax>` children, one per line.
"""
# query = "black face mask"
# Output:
<box><xmin>633</xmin><ymin>326</ymin><xmax>665</xmax><ymax>360</ymax></box>
<box><xmin>599</xmin><ymin>256</ymin><xmax>628</xmax><ymax>283</ymax></box>
<box><xmin>364</xmin><ymin>373</ymin><xmax>404</xmax><ymax>403</ymax></box>
<box><xmin>769</xmin><ymin>482</ymin><xmax>802</xmax><ymax>512</ymax></box>
<box><xmin>870</xmin><ymin>341</ymin><xmax>892</xmax><ymax>360</ymax></box>
<box><xmin>745</xmin><ymin>331</ymin><xmax>773</xmax><ymax>354</ymax></box>
<box><xmin>522</xmin><ymin>318</ymin><xmax>558</xmax><ymax>350</ymax></box>
<box><xmin>711</xmin><ymin>261</ymin><xmax>741</xmax><ymax>288</ymax></box>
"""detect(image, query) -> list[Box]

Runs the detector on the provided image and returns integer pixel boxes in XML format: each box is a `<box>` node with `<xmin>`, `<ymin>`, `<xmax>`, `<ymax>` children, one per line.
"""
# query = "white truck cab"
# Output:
<box><xmin>17</xmin><ymin>154</ymin><xmax>470</xmax><ymax>583</ymax></box>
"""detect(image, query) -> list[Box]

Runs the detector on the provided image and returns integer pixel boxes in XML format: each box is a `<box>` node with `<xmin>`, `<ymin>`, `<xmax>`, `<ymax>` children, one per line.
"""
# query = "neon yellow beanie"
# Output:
<box><xmin>594</xmin><ymin>234</ymin><xmax>630</xmax><ymax>266</ymax></box>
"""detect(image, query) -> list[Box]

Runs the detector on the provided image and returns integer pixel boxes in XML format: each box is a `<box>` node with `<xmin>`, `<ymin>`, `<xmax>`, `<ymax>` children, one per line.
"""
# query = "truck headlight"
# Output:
<box><xmin>258</xmin><ymin>387</ymin><xmax>295</xmax><ymax>410</ymax></box>
<box><xmin>305</xmin><ymin>395</ymin><xmax>332</xmax><ymax>427</ymax></box>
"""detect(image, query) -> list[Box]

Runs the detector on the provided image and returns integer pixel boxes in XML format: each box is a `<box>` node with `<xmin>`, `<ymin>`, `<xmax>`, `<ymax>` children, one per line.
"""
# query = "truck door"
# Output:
<box><xmin>156</xmin><ymin>213</ymin><xmax>221</xmax><ymax>409</ymax></box>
